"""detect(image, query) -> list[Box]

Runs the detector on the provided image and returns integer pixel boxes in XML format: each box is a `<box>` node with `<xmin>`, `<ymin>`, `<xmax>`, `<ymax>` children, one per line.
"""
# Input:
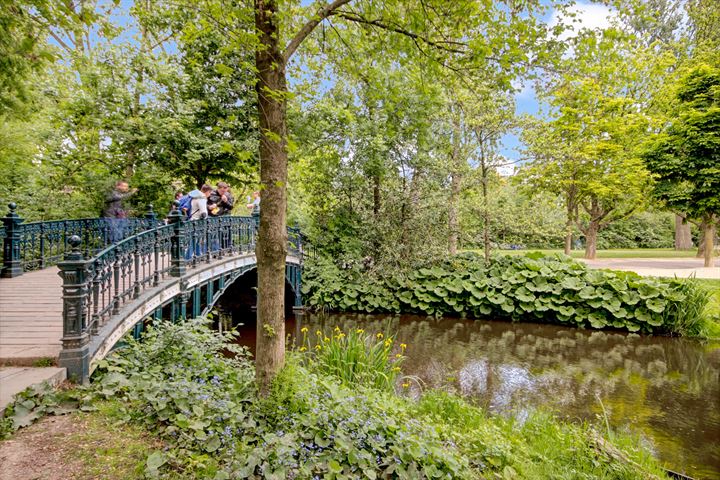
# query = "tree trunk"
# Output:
<box><xmin>255</xmin><ymin>0</ymin><xmax>288</xmax><ymax>396</ymax></box>
<box><xmin>584</xmin><ymin>221</ymin><xmax>599</xmax><ymax>260</ymax></box>
<box><xmin>448</xmin><ymin>171</ymin><xmax>461</xmax><ymax>255</ymax></box>
<box><xmin>696</xmin><ymin>219</ymin><xmax>707</xmax><ymax>258</ymax></box>
<box><xmin>674</xmin><ymin>214</ymin><xmax>693</xmax><ymax>250</ymax></box>
<box><xmin>373</xmin><ymin>174</ymin><xmax>381</xmax><ymax>218</ymax></box>
<box><xmin>448</xmin><ymin>113</ymin><xmax>462</xmax><ymax>256</ymax></box>
<box><xmin>564</xmin><ymin>219</ymin><xmax>573</xmax><ymax>255</ymax></box>
<box><xmin>563</xmin><ymin>191</ymin><xmax>577</xmax><ymax>255</ymax></box>
<box><xmin>482</xmin><ymin>176</ymin><xmax>490</xmax><ymax>263</ymax></box>
<box><xmin>703</xmin><ymin>220</ymin><xmax>716</xmax><ymax>268</ymax></box>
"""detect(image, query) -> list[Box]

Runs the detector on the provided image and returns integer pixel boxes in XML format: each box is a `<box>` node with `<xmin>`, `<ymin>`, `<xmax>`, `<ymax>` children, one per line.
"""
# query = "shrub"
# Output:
<box><xmin>302</xmin><ymin>252</ymin><xmax>710</xmax><ymax>335</ymax></box>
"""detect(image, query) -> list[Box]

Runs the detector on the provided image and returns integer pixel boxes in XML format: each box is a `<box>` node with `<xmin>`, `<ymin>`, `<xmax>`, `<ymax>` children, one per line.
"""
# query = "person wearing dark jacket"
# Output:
<box><xmin>103</xmin><ymin>180</ymin><xmax>136</xmax><ymax>242</ymax></box>
<box><xmin>207</xmin><ymin>182</ymin><xmax>235</xmax><ymax>216</ymax></box>
<box><xmin>103</xmin><ymin>180</ymin><xmax>136</xmax><ymax>218</ymax></box>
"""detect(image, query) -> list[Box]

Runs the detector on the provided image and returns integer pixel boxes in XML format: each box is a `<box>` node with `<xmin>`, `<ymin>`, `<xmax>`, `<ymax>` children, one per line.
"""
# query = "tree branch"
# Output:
<box><xmin>333</xmin><ymin>11</ymin><xmax>468</xmax><ymax>55</ymax></box>
<box><xmin>283</xmin><ymin>0</ymin><xmax>354</xmax><ymax>63</ymax></box>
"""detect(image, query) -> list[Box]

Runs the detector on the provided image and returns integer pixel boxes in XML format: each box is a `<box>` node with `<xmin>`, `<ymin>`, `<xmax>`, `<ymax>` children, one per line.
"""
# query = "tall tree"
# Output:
<box><xmin>247</xmin><ymin>0</ymin><xmax>565</xmax><ymax>392</ymax></box>
<box><xmin>643</xmin><ymin>63</ymin><xmax>720</xmax><ymax>267</ymax></box>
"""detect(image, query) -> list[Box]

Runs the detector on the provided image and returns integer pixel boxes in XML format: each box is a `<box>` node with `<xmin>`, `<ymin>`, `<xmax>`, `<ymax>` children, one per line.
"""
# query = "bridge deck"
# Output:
<box><xmin>0</xmin><ymin>268</ymin><xmax>63</xmax><ymax>363</ymax></box>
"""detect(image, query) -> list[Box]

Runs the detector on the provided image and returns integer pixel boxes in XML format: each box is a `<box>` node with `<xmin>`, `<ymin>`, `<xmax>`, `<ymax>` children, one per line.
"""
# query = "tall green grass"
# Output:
<box><xmin>298</xmin><ymin>326</ymin><xmax>406</xmax><ymax>391</ymax></box>
<box><xmin>661</xmin><ymin>279</ymin><xmax>712</xmax><ymax>337</ymax></box>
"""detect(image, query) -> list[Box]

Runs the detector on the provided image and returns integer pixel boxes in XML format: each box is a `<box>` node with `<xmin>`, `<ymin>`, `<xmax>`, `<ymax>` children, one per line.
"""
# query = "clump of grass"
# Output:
<box><xmin>662</xmin><ymin>279</ymin><xmax>712</xmax><ymax>336</ymax></box>
<box><xmin>32</xmin><ymin>357</ymin><xmax>55</xmax><ymax>367</ymax></box>
<box><xmin>297</xmin><ymin>326</ymin><xmax>406</xmax><ymax>391</ymax></box>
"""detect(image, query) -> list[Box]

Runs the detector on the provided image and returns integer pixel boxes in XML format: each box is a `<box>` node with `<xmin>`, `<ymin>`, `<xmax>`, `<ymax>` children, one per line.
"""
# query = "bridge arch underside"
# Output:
<box><xmin>78</xmin><ymin>255</ymin><xmax>301</xmax><ymax>379</ymax></box>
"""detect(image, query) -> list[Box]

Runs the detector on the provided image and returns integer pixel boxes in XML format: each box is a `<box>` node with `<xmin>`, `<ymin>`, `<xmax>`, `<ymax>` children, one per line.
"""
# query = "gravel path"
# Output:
<box><xmin>579</xmin><ymin>257</ymin><xmax>719</xmax><ymax>279</ymax></box>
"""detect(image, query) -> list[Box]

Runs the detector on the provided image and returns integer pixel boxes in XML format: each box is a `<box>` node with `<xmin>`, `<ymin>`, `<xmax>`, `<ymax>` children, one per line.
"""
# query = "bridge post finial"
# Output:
<box><xmin>1</xmin><ymin>202</ymin><xmax>25</xmax><ymax>278</ymax></box>
<box><xmin>168</xmin><ymin>201</ymin><xmax>186</xmax><ymax>277</ymax></box>
<box><xmin>58</xmin><ymin>234</ymin><xmax>92</xmax><ymax>383</ymax></box>
<box><xmin>145</xmin><ymin>204</ymin><xmax>157</xmax><ymax>222</ymax></box>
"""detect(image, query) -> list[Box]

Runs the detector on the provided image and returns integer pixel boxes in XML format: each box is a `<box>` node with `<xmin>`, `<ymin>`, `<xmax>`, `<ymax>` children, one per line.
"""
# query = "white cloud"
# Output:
<box><xmin>548</xmin><ymin>2</ymin><xmax>617</xmax><ymax>41</ymax></box>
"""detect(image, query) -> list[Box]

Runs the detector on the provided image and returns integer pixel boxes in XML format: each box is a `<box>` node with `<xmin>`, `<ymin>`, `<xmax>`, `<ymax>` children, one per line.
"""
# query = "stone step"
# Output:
<box><xmin>0</xmin><ymin>367</ymin><xmax>67</xmax><ymax>415</ymax></box>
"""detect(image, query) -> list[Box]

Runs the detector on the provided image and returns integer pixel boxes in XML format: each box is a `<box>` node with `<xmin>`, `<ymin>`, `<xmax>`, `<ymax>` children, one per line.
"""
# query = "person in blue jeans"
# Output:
<box><xmin>103</xmin><ymin>180</ymin><xmax>136</xmax><ymax>243</ymax></box>
<box><xmin>185</xmin><ymin>185</ymin><xmax>212</xmax><ymax>260</ymax></box>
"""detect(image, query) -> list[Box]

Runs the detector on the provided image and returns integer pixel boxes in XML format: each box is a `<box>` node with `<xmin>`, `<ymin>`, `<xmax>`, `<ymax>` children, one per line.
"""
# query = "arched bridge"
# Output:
<box><xmin>0</xmin><ymin>203</ymin><xmax>304</xmax><ymax>383</ymax></box>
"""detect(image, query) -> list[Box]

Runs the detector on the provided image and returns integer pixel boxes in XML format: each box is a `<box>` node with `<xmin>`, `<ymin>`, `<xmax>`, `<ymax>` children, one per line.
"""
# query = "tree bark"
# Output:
<box><xmin>696</xmin><ymin>218</ymin><xmax>707</xmax><ymax>258</ymax></box>
<box><xmin>702</xmin><ymin>219</ymin><xmax>716</xmax><ymax>268</ymax></box>
<box><xmin>481</xmin><ymin>175</ymin><xmax>490</xmax><ymax>262</ymax></box>
<box><xmin>564</xmin><ymin>217</ymin><xmax>573</xmax><ymax>255</ymax></box>
<box><xmin>448</xmin><ymin>171</ymin><xmax>461</xmax><ymax>255</ymax></box>
<box><xmin>674</xmin><ymin>214</ymin><xmax>693</xmax><ymax>250</ymax></box>
<box><xmin>255</xmin><ymin>0</ymin><xmax>288</xmax><ymax>396</ymax></box>
<box><xmin>584</xmin><ymin>221</ymin><xmax>599</xmax><ymax>260</ymax></box>
<box><xmin>448</xmin><ymin>112</ymin><xmax>462</xmax><ymax>256</ymax></box>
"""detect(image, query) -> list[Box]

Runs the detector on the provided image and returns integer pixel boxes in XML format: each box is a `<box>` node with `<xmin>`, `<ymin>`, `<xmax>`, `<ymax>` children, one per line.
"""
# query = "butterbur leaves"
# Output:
<box><xmin>304</xmin><ymin>254</ymin><xmax>705</xmax><ymax>335</ymax></box>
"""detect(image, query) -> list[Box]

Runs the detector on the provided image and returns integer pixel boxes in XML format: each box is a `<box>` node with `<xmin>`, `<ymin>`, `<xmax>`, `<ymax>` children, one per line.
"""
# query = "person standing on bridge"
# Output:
<box><xmin>185</xmin><ymin>185</ymin><xmax>212</xmax><ymax>260</ymax></box>
<box><xmin>207</xmin><ymin>182</ymin><xmax>235</xmax><ymax>217</ymax></box>
<box><xmin>246</xmin><ymin>190</ymin><xmax>260</xmax><ymax>217</ymax></box>
<box><xmin>103</xmin><ymin>180</ymin><xmax>137</xmax><ymax>242</ymax></box>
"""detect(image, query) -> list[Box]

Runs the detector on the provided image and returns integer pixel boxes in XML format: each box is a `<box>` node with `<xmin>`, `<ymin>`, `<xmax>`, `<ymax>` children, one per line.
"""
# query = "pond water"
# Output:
<box><xmin>223</xmin><ymin>309</ymin><xmax>720</xmax><ymax>479</ymax></box>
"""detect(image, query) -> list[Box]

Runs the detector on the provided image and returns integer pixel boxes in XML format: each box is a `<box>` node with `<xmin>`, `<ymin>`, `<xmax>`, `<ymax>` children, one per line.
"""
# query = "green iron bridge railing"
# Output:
<box><xmin>1</xmin><ymin>202</ymin><xmax>305</xmax><ymax>382</ymax></box>
<box><xmin>0</xmin><ymin>202</ymin><xmax>160</xmax><ymax>277</ymax></box>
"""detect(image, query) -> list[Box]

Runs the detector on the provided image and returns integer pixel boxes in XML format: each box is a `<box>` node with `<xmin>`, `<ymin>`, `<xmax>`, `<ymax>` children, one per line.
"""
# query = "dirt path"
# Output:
<box><xmin>579</xmin><ymin>257</ymin><xmax>719</xmax><ymax>279</ymax></box>
<box><xmin>0</xmin><ymin>415</ymin><xmax>88</xmax><ymax>480</ymax></box>
<box><xmin>0</xmin><ymin>410</ymin><xmax>156</xmax><ymax>480</ymax></box>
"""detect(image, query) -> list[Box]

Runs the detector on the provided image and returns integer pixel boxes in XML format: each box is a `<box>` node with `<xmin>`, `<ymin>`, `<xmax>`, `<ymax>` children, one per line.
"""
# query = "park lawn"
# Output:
<box><xmin>495</xmin><ymin>248</ymin><xmax>706</xmax><ymax>259</ymax></box>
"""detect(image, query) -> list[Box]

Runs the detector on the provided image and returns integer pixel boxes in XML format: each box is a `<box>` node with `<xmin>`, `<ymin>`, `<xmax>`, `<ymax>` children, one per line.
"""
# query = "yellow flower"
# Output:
<box><xmin>301</xmin><ymin>327</ymin><xmax>308</xmax><ymax>333</ymax></box>
<box><xmin>395</xmin><ymin>353</ymin><xmax>402</xmax><ymax>358</ymax></box>
<box><xmin>392</xmin><ymin>367</ymin><xmax>401</xmax><ymax>372</ymax></box>
<box><xmin>402</xmin><ymin>382</ymin><xmax>410</xmax><ymax>388</ymax></box>
<box><xmin>384</xmin><ymin>339</ymin><xmax>392</xmax><ymax>347</ymax></box>
<box><xmin>376</xmin><ymin>333</ymin><xmax>384</xmax><ymax>339</ymax></box>
<box><xmin>336</xmin><ymin>333</ymin><xmax>346</xmax><ymax>339</ymax></box>
<box><xmin>324</xmin><ymin>337</ymin><xmax>330</xmax><ymax>342</ymax></box>
<box><xmin>356</xmin><ymin>329</ymin><xmax>364</xmax><ymax>334</ymax></box>
<box><xmin>400</xmin><ymin>343</ymin><xmax>407</xmax><ymax>351</ymax></box>
<box><xmin>315</xmin><ymin>345</ymin><xmax>322</xmax><ymax>351</ymax></box>
<box><xmin>316</xmin><ymin>330</ymin><xmax>323</xmax><ymax>336</ymax></box>
<box><xmin>299</xmin><ymin>346</ymin><xmax>307</xmax><ymax>352</ymax></box>
<box><xmin>334</xmin><ymin>326</ymin><xmax>341</xmax><ymax>332</ymax></box>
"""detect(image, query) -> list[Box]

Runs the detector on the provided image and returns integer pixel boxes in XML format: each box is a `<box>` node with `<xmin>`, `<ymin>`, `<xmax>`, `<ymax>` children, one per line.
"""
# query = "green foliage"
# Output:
<box><xmin>303</xmin><ymin>253</ymin><xmax>709</xmax><ymax>335</ymax></box>
<box><xmin>2</xmin><ymin>319</ymin><xmax>669</xmax><ymax>479</ymax></box>
<box><xmin>596</xmin><ymin>211</ymin><xmax>675</xmax><ymax>249</ymax></box>
<box><xmin>93</xmin><ymin>321</ymin><xmax>664</xmax><ymax>479</ymax></box>
<box><xmin>297</xmin><ymin>326</ymin><xmax>406</xmax><ymax>391</ymax></box>
<box><xmin>91</xmin><ymin>319</ymin><xmax>255</xmax><ymax>465</ymax></box>
<box><xmin>0</xmin><ymin>381</ymin><xmax>90</xmax><ymax>440</ymax></box>
<box><xmin>461</xmin><ymin>182</ymin><xmax>566</xmax><ymax>249</ymax></box>
<box><xmin>643</xmin><ymin>62</ymin><xmax>720</xmax><ymax>223</ymax></box>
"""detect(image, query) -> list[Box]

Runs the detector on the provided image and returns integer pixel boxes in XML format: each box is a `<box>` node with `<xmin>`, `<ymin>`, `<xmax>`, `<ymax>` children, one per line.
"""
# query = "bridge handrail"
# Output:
<box><xmin>1</xmin><ymin>202</ymin><xmax>161</xmax><ymax>276</ymax></box>
<box><xmin>56</xmin><ymin>208</ymin><xmax>304</xmax><ymax>379</ymax></box>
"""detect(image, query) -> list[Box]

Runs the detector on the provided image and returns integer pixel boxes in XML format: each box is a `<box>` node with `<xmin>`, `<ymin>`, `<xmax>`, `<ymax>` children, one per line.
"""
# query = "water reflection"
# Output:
<box><xmin>227</xmin><ymin>311</ymin><xmax>720</xmax><ymax>479</ymax></box>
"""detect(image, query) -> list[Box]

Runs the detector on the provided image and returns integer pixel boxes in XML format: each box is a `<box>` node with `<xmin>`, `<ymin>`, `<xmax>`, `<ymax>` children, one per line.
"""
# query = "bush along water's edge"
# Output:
<box><xmin>302</xmin><ymin>252</ymin><xmax>710</xmax><ymax>336</ymax></box>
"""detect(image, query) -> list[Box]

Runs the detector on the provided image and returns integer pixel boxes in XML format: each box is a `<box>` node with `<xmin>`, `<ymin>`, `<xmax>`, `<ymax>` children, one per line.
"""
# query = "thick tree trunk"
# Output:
<box><xmin>674</xmin><ymin>214</ymin><xmax>693</xmax><ymax>250</ymax></box>
<box><xmin>696</xmin><ymin>219</ymin><xmax>707</xmax><ymax>258</ymax></box>
<box><xmin>255</xmin><ymin>0</ymin><xmax>288</xmax><ymax>396</ymax></box>
<box><xmin>584</xmin><ymin>221</ymin><xmax>599</xmax><ymax>260</ymax></box>
<box><xmin>703</xmin><ymin>221</ymin><xmax>716</xmax><ymax>268</ymax></box>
